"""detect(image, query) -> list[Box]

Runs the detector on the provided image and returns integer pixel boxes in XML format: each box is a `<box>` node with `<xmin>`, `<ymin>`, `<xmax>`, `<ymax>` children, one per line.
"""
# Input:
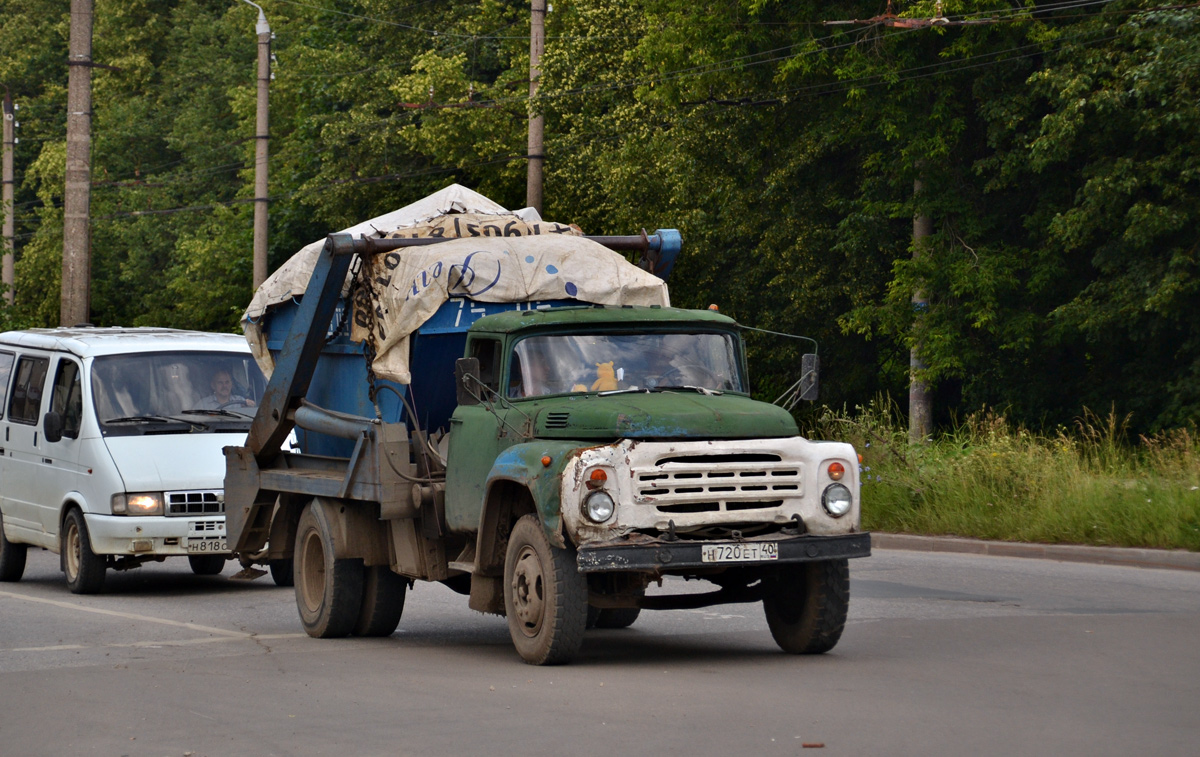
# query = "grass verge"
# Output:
<box><xmin>811</xmin><ymin>400</ymin><xmax>1200</xmax><ymax>552</ymax></box>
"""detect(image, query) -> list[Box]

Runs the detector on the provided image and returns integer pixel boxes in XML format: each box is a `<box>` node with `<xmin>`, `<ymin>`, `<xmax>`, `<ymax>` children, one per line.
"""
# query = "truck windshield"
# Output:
<box><xmin>91</xmin><ymin>351</ymin><xmax>266</xmax><ymax>432</ymax></box>
<box><xmin>509</xmin><ymin>332</ymin><xmax>743</xmax><ymax>398</ymax></box>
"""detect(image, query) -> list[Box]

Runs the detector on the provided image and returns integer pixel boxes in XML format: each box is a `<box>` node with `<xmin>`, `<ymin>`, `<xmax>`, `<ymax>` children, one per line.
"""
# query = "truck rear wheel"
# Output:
<box><xmin>269</xmin><ymin>558</ymin><xmax>294</xmax><ymax>587</ymax></box>
<box><xmin>63</xmin><ymin>509</ymin><xmax>106</xmax><ymax>594</ymax></box>
<box><xmin>353</xmin><ymin>566</ymin><xmax>406</xmax><ymax>637</ymax></box>
<box><xmin>503</xmin><ymin>515</ymin><xmax>587</xmax><ymax>665</ymax></box>
<box><xmin>593</xmin><ymin>607</ymin><xmax>642</xmax><ymax>629</ymax></box>
<box><xmin>0</xmin><ymin>513</ymin><xmax>28</xmax><ymax>582</ymax></box>
<box><xmin>762</xmin><ymin>559</ymin><xmax>850</xmax><ymax>654</ymax></box>
<box><xmin>295</xmin><ymin>502</ymin><xmax>363</xmax><ymax>638</ymax></box>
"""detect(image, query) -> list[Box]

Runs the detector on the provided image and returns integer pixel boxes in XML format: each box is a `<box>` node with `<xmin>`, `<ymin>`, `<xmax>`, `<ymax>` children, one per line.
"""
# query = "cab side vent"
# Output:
<box><xmin>544</xmin><ymin>412</ymin><xmax>571</xmax><ymax>429</ymax></box>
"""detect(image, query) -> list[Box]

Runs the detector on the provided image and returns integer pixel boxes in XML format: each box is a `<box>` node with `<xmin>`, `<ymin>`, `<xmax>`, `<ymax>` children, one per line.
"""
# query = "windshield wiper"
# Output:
<box><xmin>597</xmin><ymin>387</ymin><xmax>650</xmax><ymax>396</ymax></box>
<box><xmin>654</xmin><ymin>386</ymin><xmax>723</xmax><ymax>396</ymax></box>
<box><xmin>181</xmin><ymin>408</ymin><xmax>244</xmax><ymax>418</ymax></box>
<box><xmin>103</xmin><ymin>414</ymin><xmax>210</xmax><ymax>431</ymax></box>
<box><xmin>103</xmin><ymin>415</ymin><xmax>175</xmax><ymax>424</ymax></box>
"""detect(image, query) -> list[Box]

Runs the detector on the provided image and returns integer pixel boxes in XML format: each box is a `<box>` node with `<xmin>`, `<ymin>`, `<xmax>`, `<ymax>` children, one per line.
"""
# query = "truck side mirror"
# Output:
<box><xmin>43</xmin><ymin>411</ymin><xmax>64</xmax><ymax>443</ymax></box>
<box><xmin>799</xmin><ymin>353</ymin><xmax>820</xmax><ymax>402</ymax></box>
<box><xmin>454</xmin><ymin>357</ymin><xmax>482</xmax><ymax>406</ymax></box>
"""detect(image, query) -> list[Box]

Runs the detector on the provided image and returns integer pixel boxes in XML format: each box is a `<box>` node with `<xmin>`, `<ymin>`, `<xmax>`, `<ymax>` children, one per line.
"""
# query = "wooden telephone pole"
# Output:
<box><xmin>526</xmin><ymin>0</ymin><xmax>545</xmax><ymax>213</ymax></box>
<box><xmin>241</xmin><ymin>1</ymin><xmax>271</xmax><ymax>289</ymax></box>
<box><xmin>62</xmin><ymin>0</ymin><xmax>93</xmax><ymax>326</ymax></box>
<box><xmin>909</xmin><ymin>177</ymin><xmax>933</xmax><ymax>443</ymax></box>
<box><xmin>2</xmin><ymin>88</ymin><xmax>14</xmax><ymax>305</ymax></box>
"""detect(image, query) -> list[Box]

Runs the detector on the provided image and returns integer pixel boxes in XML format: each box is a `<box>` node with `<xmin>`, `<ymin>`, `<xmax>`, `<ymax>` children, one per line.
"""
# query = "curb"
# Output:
<box><xmin>870</xmin><ymin>532</ymin><xmax>1200</xmax><ymax>572</ymax></box>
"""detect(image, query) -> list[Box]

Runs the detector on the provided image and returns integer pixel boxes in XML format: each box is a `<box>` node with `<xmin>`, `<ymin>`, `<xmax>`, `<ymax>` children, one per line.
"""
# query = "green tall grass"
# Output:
<box><xmin>810</xmin><ymin>399</ymin><xmax>1200</xmax><ymax>551</ymax></box>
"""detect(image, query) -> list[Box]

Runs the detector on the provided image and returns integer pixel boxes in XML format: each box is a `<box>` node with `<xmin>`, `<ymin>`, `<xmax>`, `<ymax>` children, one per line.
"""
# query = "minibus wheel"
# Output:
<box><xmin>63</xmin><ymin>509</ymin><xmax>105</xmax><ymax>594</ymax></box>
<box><xmin>0</xmin><ymin>513</ymin><xmax>28</xmax><ymax>582</ymax></box>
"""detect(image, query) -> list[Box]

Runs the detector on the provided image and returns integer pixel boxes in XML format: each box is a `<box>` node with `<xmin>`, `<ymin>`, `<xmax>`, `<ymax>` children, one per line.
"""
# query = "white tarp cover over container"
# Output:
<box><xmin>243</xmin><ymin>184</ymin><xmax>670</xmax><ymax>384</ymax></box>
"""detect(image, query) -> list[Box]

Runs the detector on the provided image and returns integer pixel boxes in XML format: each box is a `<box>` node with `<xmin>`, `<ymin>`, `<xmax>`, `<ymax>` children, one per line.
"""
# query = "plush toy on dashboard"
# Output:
<box><xmin>590</xmin><ymin>361</ymin><xmax>619</xmax><ymax>392</ymax></box>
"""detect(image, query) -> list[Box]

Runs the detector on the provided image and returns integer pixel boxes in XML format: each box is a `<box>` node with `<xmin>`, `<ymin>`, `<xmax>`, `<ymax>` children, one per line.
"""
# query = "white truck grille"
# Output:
<box><xmin>632</xmin><ymin>453</ymin><xmax>803</xmax><ymax>514</ymax></box>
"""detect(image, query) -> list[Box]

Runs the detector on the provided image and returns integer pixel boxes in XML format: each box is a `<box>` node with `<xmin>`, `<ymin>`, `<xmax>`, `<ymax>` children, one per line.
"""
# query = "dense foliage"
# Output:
<box><xmin>819</xmin><ymin>401</ymin><xmax>1200</xmax><ymax>550</ymax></box>
<box><xmin>1</xmin><ymin>0</ymin><xmax>1196</xmax><ymax>433</ymax></box>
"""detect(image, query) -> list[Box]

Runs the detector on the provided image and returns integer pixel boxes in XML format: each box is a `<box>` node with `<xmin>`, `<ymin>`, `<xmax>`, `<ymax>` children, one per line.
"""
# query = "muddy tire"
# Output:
<box><xmin>62</xmin><ymin>509</ymin><xmax>106</xmax><ymax>595</ymax></box>
<box><xmin>294</xmin><ymin>502</ymin><xmax>363</xmax><ymax>638</ymax></box>
<box><xmin>0</xmin><ymin>513</ymin><xmax>28</xmax><ymax>582</ymax></box>
<box><xmin>353</xmin><ymin>566</ymin><xmax>407</xmax><ymax>637</ymax></box>
<box><xmin>269</xmin><ymin>558</ymin><xmax>294</xmax><ymax>587</ymax></box>
<box><xmin>762</xmin><ymin>559</ymin><xmax>850</xmax><ymax>654</ymax></box>
<box><xmin>188</xmin><ymin>554</ymin><xmax>226</xmax><ymax>576</ymax></box>
<box><xmin>503</xmin><ymin>515</ymin><xmax>587</xmax><ymax>665</ymax></box>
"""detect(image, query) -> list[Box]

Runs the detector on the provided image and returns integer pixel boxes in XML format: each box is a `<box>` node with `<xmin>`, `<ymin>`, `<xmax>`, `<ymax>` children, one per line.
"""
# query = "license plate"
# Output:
<box><xmin>187</xmin><ymin>537</ymin><xmax>228</xmax><ymax>553</ymax></box>
<box><xmin>701</xmin><ymin>542</ymin><xmax>778</xmax><ymax>563</ymax></box>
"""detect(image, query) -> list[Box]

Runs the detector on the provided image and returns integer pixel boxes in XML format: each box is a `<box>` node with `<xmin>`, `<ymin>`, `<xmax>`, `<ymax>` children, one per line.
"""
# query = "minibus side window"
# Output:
<box><xmin>0</xmin><ymin>351</ymin><xmax>14</xmax><ymax>419</ymax></box>
<box><xmin>51</xmin><ymin>359</ymin><xmax>84</xmax><ymax>439</ymax></box>
<box><xmin>9</xmin><ymin>356</ymin><xmax>50</xmax><ymax>425</ymax></box>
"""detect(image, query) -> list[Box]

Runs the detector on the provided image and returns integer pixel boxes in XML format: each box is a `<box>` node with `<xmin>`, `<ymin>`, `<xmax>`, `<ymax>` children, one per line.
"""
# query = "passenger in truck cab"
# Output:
<box><xmin>195</xmin><ymin>368</ymin><xmax>255</xmax><ymax>410</ymax></box>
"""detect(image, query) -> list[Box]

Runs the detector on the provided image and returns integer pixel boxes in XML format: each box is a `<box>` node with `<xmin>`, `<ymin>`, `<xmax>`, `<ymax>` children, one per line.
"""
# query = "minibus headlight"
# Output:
<box><xmin>111</xmin><ymin>492</ymin><xmax>164</xmax><ymax>516</ymax></box>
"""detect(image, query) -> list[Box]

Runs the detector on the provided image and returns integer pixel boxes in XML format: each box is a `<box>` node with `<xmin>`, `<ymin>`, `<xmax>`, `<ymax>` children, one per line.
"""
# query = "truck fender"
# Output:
<box><xmin>265</xmin><ymin>494</ymin><xmax>305</xmax><ymax>560</ymax></box>
<box><xmin>304</xmin><ymin>497</ymin><xmax>390</xmax><ymax>565</ymax></box>
<box><xmin>476</xmin><ymin>442</ymin><xmax>583</xmax><ymax>570</ymax></box>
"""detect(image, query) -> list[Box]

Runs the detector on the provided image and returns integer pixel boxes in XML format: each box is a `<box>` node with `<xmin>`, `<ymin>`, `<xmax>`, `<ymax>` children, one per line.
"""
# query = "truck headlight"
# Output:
<box><xmin>821</xmin><ymin>484</ymin><xmax>852</xmax><ymax>518</ymax></box>
<box><xmin>583</xmin><ymin>491</ymin><xmax>616</xmax><ymax>523</ymax></box>
<box><xmin>111</xmin><ymin>492</ymin><xmax>164</xmax><ymax>516</ymax></box>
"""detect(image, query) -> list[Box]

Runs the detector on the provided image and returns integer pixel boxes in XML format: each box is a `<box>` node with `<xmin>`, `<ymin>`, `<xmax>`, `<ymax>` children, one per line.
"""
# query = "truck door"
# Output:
<box><xmin>444</xmin><ymin>337</ymin><xmax>510</xmax><ymax>531</ymax></box>
<box><xmin>1</xmin><ymin>353</ymin><xmax>51</xmax><ymax>538</ymax></box>
<box><xmin>38</xmin><ymin>356</ymin><xmax>86</xmax><ymax>533</ymax></box>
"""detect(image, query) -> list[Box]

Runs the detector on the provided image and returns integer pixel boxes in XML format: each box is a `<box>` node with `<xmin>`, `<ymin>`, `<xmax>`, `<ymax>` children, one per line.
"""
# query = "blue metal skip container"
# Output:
<box><xmin>263</xmin><ymin>297</ymin><xmax>572</xmax><ymax>457</ymax></box>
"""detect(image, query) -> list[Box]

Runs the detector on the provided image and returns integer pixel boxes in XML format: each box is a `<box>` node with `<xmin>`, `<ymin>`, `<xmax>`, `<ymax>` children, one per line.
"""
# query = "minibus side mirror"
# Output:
<box><xmin>43</xmin><ymin>411</ymin><xmax>64</xmax><ymax>443</ymax></box>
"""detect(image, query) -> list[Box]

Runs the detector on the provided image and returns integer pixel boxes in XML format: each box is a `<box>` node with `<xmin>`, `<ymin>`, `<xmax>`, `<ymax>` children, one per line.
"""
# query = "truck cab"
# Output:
<box><xmin>444</xmin><ymin>306</ymin><xmax>866</xmax><ymax>660</ymax></box>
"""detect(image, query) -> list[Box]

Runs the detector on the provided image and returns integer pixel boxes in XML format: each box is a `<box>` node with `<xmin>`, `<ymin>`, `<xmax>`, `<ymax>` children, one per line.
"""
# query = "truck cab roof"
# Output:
<box><xmin>466</xmin><ymin>305</ymin><xmax>739</xmax><ymax>336</ymax></box>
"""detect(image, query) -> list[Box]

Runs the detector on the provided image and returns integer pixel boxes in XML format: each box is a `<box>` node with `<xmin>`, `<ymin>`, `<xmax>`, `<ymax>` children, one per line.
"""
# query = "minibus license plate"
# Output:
<box><xmin>187</xmin><ymin>537</ymin><xmax>227</xmax><ymax>553</ymax></box>
<box><xmin>701</xmin><ymin>542</ymin><xmax>778</xmax><ymax>563</ymax></box>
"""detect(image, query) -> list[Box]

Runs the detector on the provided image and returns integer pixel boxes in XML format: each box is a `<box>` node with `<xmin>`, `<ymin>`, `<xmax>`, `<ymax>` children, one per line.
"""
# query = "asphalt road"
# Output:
<box><xmin>1</xmin><ymin>546</ymin><xmax>1198</xmax><ymax>756</ymax></box>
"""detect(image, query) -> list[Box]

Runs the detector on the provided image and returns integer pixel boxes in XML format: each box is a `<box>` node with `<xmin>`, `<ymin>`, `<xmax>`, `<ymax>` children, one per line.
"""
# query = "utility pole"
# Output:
<box><xmin>526</xmin><ymin>0</ymin><xmax>545</xmax><ymax>214</ymax></box>
<box><xmin>909</xmin><ymin>177</ymin><xmax>932</xmax><ymax>444</ymax></box>
<box><xmin>2</xmin><ymin>88</ymin><xmax>14</xmax><ymax>305</ymax></box>
<box><xmin>62</xmin><ymin>0</ymin><xmax>93</xmax><ymax>327</ymax></box>
<box><xmin>241</xmin><ymin>1</ymin><xmax>271</xmax><ymax>289</ymax></box>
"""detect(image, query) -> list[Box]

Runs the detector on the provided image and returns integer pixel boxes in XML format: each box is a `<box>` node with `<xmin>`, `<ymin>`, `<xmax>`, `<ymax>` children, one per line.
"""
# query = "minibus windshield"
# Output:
<box><xmin>91</xmin><ymin>351</ymin><xmax>265</xmax><ymax>434</ymax></box>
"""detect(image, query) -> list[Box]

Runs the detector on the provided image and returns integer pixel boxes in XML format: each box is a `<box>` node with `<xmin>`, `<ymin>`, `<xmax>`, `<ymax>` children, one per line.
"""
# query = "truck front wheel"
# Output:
<box><xmin>295</xmin><ymin>502</ymin><xmax>363</xmax><ymax>638</ymax></box>
<box><xmin>503</xmin><ymin>515</ymin><xmax>587</xmax><ymax>665</ymax></box>
<box><xmin>762</xmin><ymin>559</ymin><xmax>850</xmax><ymax>654</ymax></box>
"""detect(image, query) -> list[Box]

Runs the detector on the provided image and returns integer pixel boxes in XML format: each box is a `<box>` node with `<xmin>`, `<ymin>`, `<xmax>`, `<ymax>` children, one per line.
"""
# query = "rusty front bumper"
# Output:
<box><xmin>575</xmin><ymin>532</ymin><xmax>871</xmax><ymax>573</ymax></box>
